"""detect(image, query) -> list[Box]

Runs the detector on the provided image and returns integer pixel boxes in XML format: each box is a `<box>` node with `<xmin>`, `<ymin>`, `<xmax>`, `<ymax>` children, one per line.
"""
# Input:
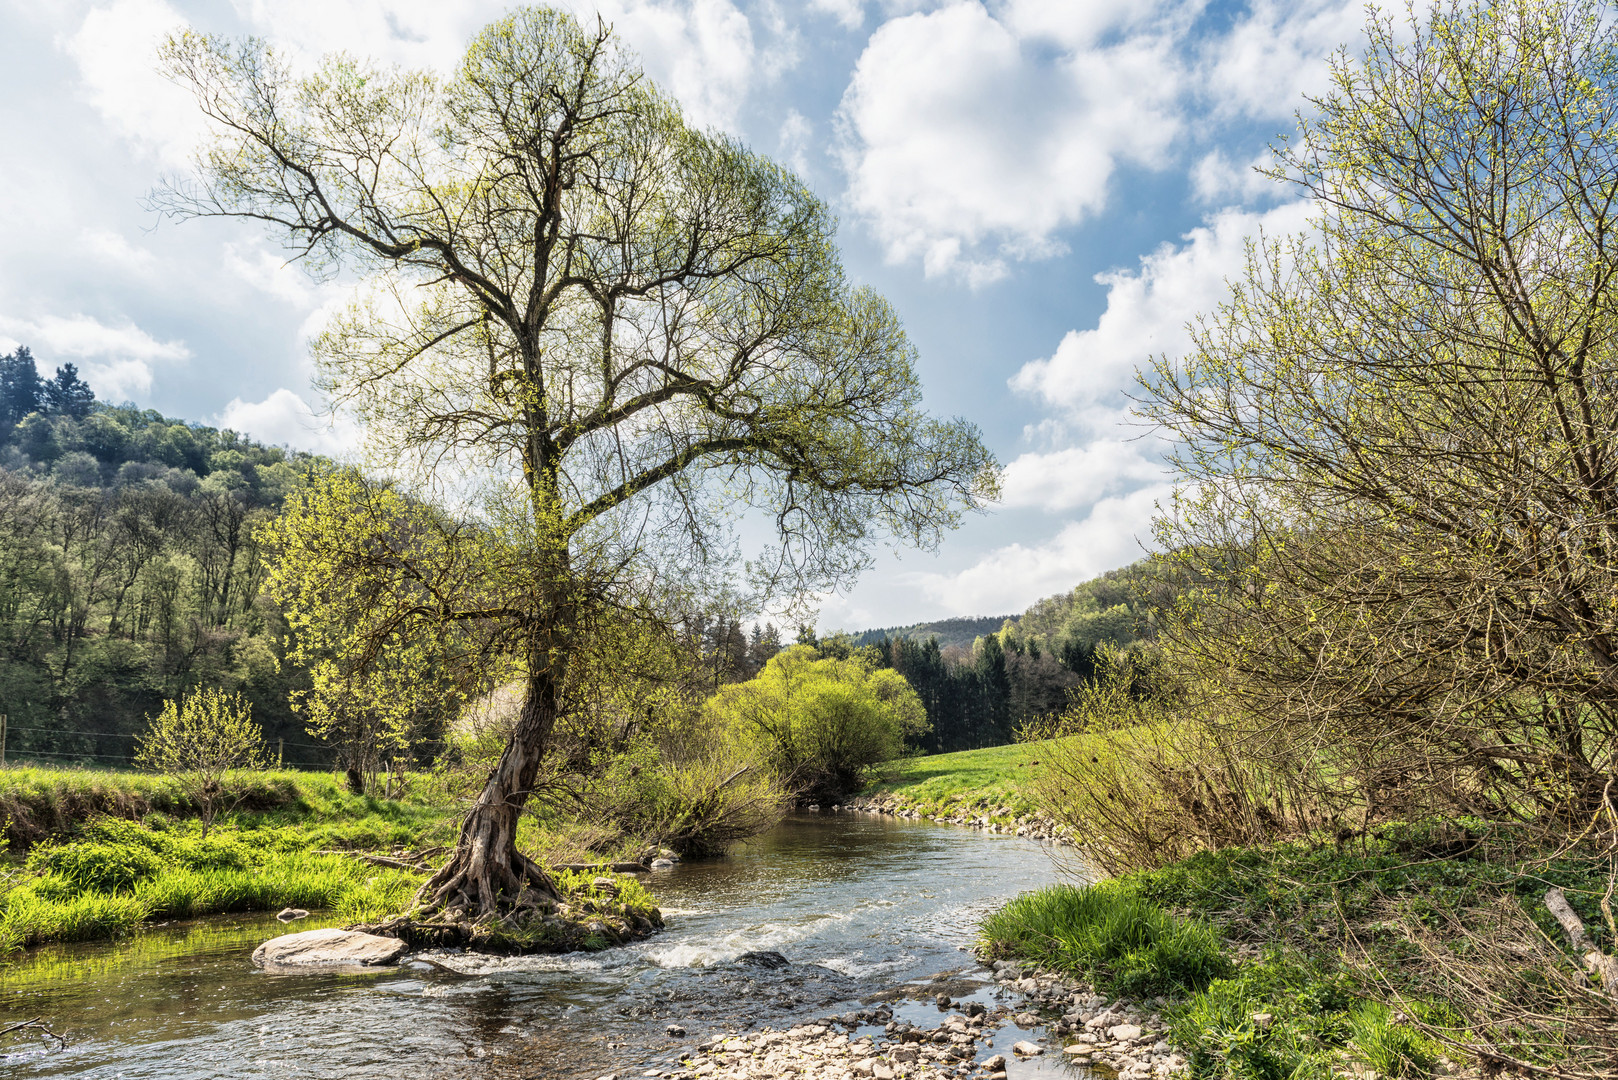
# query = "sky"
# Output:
<box><xmin>0</xmin><ymin>0</ymin><xmax>1362</xmax><ymax>632</ymax></box>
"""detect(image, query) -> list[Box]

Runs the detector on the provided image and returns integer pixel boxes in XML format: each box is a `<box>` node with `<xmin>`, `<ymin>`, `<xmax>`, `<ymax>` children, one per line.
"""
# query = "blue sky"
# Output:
<box><xmin>0</xmin><ymin>0</ymin><xmax>1360</xmax><ymax>630</ymax></box>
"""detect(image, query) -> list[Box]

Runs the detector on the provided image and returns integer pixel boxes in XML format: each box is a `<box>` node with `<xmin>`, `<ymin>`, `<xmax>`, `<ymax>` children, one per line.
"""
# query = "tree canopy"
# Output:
<box><xmin>157</xmin><ymin>7</ymin><xmax>995</xmax><ymax>931</ymax></box>
<box><xmin>705</xmin><ymin>645</ymin><xmax>928</xmax><ymax>802</ymax></box>
<box><xmin>1143</xmin><ymin>0</ymin><xmax>1618</xmax><ymax>823</ymax></box>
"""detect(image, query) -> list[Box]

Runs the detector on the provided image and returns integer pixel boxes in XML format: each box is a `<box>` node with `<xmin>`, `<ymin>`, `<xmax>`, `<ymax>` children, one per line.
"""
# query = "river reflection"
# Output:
<box><xmin>1</xmin><ymin>812</ymin><xmax>1074</xmax><ymax>1079</ymax></box>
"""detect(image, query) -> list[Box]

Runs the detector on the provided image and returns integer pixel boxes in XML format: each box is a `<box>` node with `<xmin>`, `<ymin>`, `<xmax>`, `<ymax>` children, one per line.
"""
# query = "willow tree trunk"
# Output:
<box><xmin>414</xmin><ymin>667</ymin><xmax>562</xmax><ymax>920</ymax></box>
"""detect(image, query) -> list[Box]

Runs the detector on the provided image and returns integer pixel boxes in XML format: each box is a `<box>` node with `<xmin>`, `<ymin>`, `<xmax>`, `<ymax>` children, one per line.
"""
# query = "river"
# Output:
<box><xmin>1</xmin><ymin>811</ymin><xmax>1078</xmax><ymax>1079</ymax></box>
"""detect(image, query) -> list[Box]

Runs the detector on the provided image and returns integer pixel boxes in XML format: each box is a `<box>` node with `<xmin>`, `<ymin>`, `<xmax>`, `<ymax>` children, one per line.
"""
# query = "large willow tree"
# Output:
<box><xmin>155</xmin><ymin>9</ymin><xmax>995</xmax><ymax>929</ymax></box>
<box><xmin>1145</xmin><ymin>0</ymin><xmax>1618</xmax><ymax>825</ymax></box>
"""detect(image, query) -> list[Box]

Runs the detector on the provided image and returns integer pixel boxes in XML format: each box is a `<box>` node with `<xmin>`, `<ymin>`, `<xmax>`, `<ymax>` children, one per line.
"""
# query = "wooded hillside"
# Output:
<box><xmin>0</xmin><ymin>346</ymin><xmax>332</xmax><ymax>766</ymax></box>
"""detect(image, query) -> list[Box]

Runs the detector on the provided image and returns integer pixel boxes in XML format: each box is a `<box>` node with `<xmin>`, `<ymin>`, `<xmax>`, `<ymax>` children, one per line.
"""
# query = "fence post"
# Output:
<box><xmin>1</xmin><ymin>713</ymin><xmax>7</xmax><ymax>766</ymax></box>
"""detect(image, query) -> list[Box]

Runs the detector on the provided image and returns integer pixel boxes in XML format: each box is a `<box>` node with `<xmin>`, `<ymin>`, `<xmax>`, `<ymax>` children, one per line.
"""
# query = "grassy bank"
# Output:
<box><xmin>0</xmin><ymin>814</ymin><xmax>427</xmax><ymax>955</ymax></box>
<box><xmin>979</xmin><ymin>821</ymin><xmax>1612</xmax><ymax>1079</ymax></box>
<box><xmin>0</xmin><ymin>765</ymin><xmax>450</xmax><ymax>849</ymax></box>
<box><xmin>864</xmin><ymin>742</ymin><xmax>1051</xmax><ymax>821</ymax></box>
<box><xmin>0</xmin><ymin>766</ymin><xmax>665</xmax><ymax>958</ymax></box>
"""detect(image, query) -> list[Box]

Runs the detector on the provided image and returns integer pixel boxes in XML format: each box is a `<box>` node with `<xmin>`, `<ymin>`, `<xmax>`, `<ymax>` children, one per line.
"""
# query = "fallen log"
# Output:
<box><xmin>549</xmin><ymin>861</ymin><xmax>651</xmax><ymax>874</ymax></box>
<box><xmin>1546</xmin><ymin>886</ymin><xmax>1618</xmax><ymax>997</ymax></box>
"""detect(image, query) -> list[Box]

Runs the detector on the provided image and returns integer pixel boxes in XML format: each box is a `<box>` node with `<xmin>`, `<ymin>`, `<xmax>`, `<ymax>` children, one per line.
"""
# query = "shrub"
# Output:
<box><xmin>707</xmin><ymin>646</ymin><xmax>929</xmax><ymax>802</ymax></box>
<box><xmin>1021</xmin><ymin>647</ymin><xmax>1341</xmax><ymax>875</ymax></box>
<box><xmin>576</xmin><ymin>742</ymin><xmax>790</xmax><ymax>858</ymax></box>
<box><xmin>135</xmin><ymin>687</ymin><xmax>268</xmax><ymax>836</ymax></box>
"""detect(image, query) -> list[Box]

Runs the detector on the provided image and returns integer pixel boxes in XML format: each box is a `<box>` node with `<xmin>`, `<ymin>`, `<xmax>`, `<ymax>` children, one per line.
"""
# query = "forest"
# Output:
<box><xmin>0</xmin><ymin>346</ymin><xmax>329</xmax><ymax>765</ymax></box>
<box><xmin>0</xmin><ymin>338</ymin><xmax>1154</xmax><ymax>769</ymax></box>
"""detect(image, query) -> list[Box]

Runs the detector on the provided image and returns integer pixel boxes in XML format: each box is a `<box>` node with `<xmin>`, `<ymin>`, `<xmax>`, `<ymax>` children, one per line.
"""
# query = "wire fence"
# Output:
<box><xmin>3</xmin><ymin>724</ymin><xmax>331</xmax><ymax>751</ymax></box>
<box><xmin>0</xmin><ymin>723</ymin><xmax>337</xmax><ymax>770</ymax></box>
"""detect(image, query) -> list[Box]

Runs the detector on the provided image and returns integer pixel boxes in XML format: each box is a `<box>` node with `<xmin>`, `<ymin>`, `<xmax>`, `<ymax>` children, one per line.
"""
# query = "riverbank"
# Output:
<box><xmin>2</xmin><ymin>811</ymin><xmax>1067</xmax><ymax>1079</ymax></box>
<box><xmin>631</xmin><ymin>963</ymin><xmax>1178</xmax><ymax>1080</ymax></box>
<box><xmin>0</xmin><ymin>766</ymin><xmax>668</xmax><ymax>958</ymax></box>
<box><xmin>854</xmin><ymin>745</ymin><xmax>1614</xmax><ymax>1080</ymax></box>
<box><xmin>847</xmin><ymin>743</ymin><xmax>1074</xmax><ymax>845</ymax></box>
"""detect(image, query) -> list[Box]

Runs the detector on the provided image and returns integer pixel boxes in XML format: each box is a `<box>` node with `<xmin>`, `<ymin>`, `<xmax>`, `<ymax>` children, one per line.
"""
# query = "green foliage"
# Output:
<box><xmin>980</xmin><ymin>881</ymin><xmax>1231</xmax><ymax>998</ymax></box>
<box><xmin>0</xmin><ymin>393</ymin><xmax>331</xmax><ymax>768</ymax></box>
<box><xmin>707</xmin><ymin>646</ymin><xmax>929</xmax><ymax>801</ymax></box>
<box><xmin>575</xmin><ymin>742</ymin><xmax>789</xmax><ymax>857</ymax></box>
<box><xmin>0</xmin><ymin>816</ymin><xmax>428</xmax><ymax>956</ymax></box>
<box><xmin>0</xmin><ymin>886</ymin><xmax>151</xmax><ymax>949</ymax></box>
<box><xmin>260</xmin><ymin>470</ymin><xmax>463</xmax><ymax>791</ymax></box>
<box><xmin>135</xmin><ymin>687</ymin><xmax>269</xmax><ymax>835</ymax></box>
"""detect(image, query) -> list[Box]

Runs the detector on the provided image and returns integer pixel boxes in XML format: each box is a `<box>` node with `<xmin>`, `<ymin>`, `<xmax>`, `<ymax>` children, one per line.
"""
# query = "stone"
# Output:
<box><xmin>1012</xmin><ymin>1041</ymin><xmax>1043</xmax><ymax>1057</ymax></box>
<box><xmin>1065</xmin><ymin>1043</ymin><xmax>1096</xmax><ymax>1056</ymax></box>
<box><xmin>872</xmin><ymin>1065</ymin><xmax>894</xmax><ymax>1080</ymax></box>
<box><xmin>275</xmin><ymin>907</ymin><xmax>309</xmax><ymax>922</ymax></box>
<box><xmin>666</xmin><ymin>1025</ymin><xmax>687</xmax><ymax>1037</ymax></box>
<box><xmin>982</xmin><ymin>1055</ymin><xmax>1006</xmax><ymax>1070</ymax></box>
<box><xmin>1251</xmin><ymin>1013</ymin><xmax>1274</xmax><ymax>1030</ymax></box>
<box><xmin>650</xmin><ymin>858</ymin><xmax>677</xmax><ymax>870</ymax></box>
<box><xmin>1013</xmin><ymin>1012</ymin><xmax>1039</xmax><ymax>1028</ymax></box>
<box><xmin>252</xmin><ymin>927</ymin><xmax>407</xmax><ymax>968</ymax></box>
<box><xmin>737</xmin><ymin>950</ymin><xmax>790</xmax><ymax>968</ymax></box>
<box><xmin>851</xmin><ymin>1059</ymin><xmax>876</xmax><ymax>1076</ymax></box>
<box><xmin>1110</xmin><ymin>1024</ymin><xmax>1143</xmax><ymax>1042</ymax></box>
<box><xmin>936</xmin><ymin>993</ymin><xmax>952</xmax><ymax>1007</ymax></box>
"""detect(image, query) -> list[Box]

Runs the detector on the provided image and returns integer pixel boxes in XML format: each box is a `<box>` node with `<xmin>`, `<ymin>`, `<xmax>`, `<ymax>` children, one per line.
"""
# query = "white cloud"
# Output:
<box><xmin>808</xmin><ymin>0</ymin><xmax>864</xmax><ymax>31</ymax></box>
<box><xmin>836</xmin><ymin>1</ymin><xmax>1183</xmax><ymax>283</ymax></box>
<box><xmin>1191</xmin><ymin>148</ymin><xmax>1285</xmax><ymax>206</ymax></box>
<box><xmin>909</xmin><ymin>483</ymin><xmax>1171</xmax><ymax>615</ymax></box>
<box><xmin>598</xmin><ymin>0</ymin><xmax>760</xmax><ymax>132</ymax></box>
<box><xmin>999</xmin><ymin>439</ymin><xmax>1164</xmax><ymax>512</ymax></box>
<box><xmin>1010</xmin><ymin>200</ymin><xmax>1314</xmax><ymax>420</ymax></box>
<box><xmin>778</xmin><ymin>108</ymin><xmax>812</xmax><ymax>176</ymax></box>
<box><xmin>0</xmin><ymin>312</ymin><xmax>191</xmax><ymax>403</ymax></box>
<box><xmin>216</xmin><ymin>387</ymin><xmax>359</xmax><ymax>455</ymax></box>
<box><xmin>63</xmin><ymin>0</ymin><xmax>201</xmax><ymax>167</ymax></box>
<box><xmin>0</xmin><ymin>312</ymin><xmax>191</xmax><ymax>363</ymax></box>
<box><xmin>80</xmin><ymin>228</ymin><xmax>161</xmax><ymax>274</ymax></box>
<box><xmin>1199</xmin><ymin>0</ymin><xmax>1368</xmax><ymax>121</ymax></box>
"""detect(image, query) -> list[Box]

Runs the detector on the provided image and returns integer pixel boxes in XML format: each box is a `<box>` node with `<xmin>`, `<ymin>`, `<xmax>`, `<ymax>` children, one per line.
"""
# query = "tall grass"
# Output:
<box><xmin>0</xmin><ymin>817</ymin><xmax>426</xmax><ymax>957</ymax></box>
<box><xmin>981</xmin><ymin>881</ymin><xmax>1231</xmax><ymax>997</ymax></box>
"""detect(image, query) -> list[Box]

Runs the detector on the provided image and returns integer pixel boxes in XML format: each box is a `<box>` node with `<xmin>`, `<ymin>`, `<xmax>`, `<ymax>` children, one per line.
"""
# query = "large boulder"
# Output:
<box><xmin>252</xmin><ymin>928</ymin><xmax>408</xmax><ymax>970</ymax></box>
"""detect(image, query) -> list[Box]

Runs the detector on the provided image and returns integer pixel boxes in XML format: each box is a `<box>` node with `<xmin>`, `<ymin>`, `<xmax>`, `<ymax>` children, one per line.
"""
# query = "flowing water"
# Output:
<box><xmin>1</xmin><ymin>811</ymin><xmax>1077</xmax><ymax>1079</ymax></box>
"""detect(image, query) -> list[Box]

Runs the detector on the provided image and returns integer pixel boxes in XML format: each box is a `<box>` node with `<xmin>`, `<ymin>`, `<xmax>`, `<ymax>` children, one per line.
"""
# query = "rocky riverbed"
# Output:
<box><xmin>586</xmin><ymin>960</ymin><xmax>1184</xmax><ymax>1080</ymax></box>
<box><xmin>835</xmin><ymin>796</ymin><xmax>1076</xmax><ymax>848</ymax></box>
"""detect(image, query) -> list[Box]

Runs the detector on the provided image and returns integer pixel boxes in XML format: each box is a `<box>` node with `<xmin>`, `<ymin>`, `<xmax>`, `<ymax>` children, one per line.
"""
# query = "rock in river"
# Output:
<box><xmin>736</xmin><ymin>950</ymin><xmax>790</xmax><ymax>969</ymax></box>
<box><xmin>252</xmin><ymin>928</ymin><xmax>408</xmax><ymax>969</ymax></box>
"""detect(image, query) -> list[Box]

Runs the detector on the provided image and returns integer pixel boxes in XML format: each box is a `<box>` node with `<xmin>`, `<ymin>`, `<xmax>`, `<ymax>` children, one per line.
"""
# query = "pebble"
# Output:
<box><xmin>588</xmin><ymin>958</ymin><xmax>1196</xmax><ymax>1080</ymax></box>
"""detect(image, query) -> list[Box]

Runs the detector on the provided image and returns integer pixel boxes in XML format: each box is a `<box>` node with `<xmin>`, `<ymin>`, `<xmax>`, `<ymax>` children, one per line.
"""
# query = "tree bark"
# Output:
<box><xmin>413</xmin><ymin>668</ymin><xmax>562</xmax><ymax>920</ymax></box>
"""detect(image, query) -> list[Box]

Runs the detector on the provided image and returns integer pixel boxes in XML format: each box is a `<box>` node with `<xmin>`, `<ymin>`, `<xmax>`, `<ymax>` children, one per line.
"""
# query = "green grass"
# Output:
<box><xmin>980</xmin><ymin>822</ymin><xmax>1604</xmax><ymax>1080</ymax></box>
<box><xmin>0</xmin><ymin>766</ymin><xmax>673</xmax><ymax>958</ymax></box>
<box><xmin>981</xmin><ymin>880</ymin><xmax>1231</xmax><ymax>997</ymax></box>
<box><xmin>867</xmin><ymin>741</ymin><xmax>1053</xmax><ymax>819</ymax></box>
<box><xmin>0</xmin><ymin>764</ymin><xmax>459</xmax><ymax>849</ymax></box>
<box><xmin>0</xmin><ymin>816</ymin><xmax>426</xmax><ymax>955</ymax></box>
